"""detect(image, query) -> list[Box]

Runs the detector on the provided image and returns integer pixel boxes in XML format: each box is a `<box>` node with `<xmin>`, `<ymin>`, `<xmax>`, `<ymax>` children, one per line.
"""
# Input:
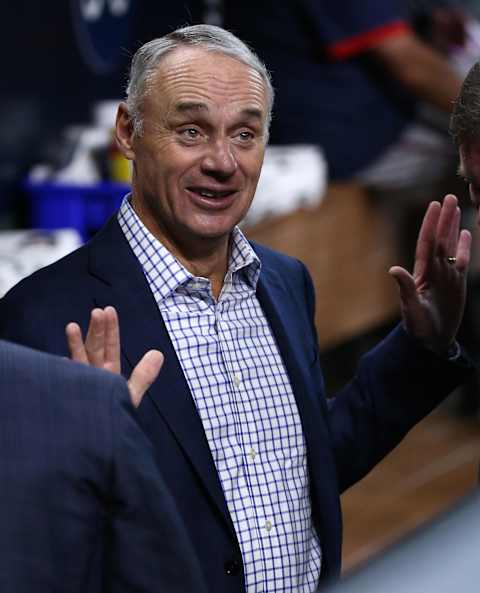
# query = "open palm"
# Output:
<box><xmin>65</xmin><ymin>306</ymin><xmax>164</xmax><ymax>407</ymax></box>
<box><xmin>389</xmin><ymin>195</ymin><xmax>471</xmax><ymax>354</ymax></box>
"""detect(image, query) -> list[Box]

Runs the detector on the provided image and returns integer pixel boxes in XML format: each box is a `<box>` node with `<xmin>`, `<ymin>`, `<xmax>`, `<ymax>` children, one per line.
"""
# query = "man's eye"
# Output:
<box><xmin>237</xmin><ymin>131</ymin><xmax>254</xmax><ymax>141</ymax></box>
<box><xmin>181</xmin><ymin>128</ymin><xmax>199</xmax><ymax>139</ymax></box>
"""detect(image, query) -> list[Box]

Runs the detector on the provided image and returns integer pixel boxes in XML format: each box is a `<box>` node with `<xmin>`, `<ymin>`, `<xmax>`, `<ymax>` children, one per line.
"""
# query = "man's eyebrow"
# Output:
<box><xmin>240</xmin><ymin>107</ymin><xmax>263</xmax><ymax>121</ymax></box>
<box><xmin>174</xmin><ymin>103</ymin><xmax>263</xmax><ymax>120</ymax></box>
<box><xmin>174</xmin><ymin>101</ymin><xmax>209</xmax><ymax>114</ymax></box>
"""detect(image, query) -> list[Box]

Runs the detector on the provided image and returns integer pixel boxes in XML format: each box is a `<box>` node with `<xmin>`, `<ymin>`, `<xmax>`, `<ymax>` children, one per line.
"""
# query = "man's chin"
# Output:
<box><xmin>189</xmin><ymin>212</ymin><xmax>245</xmax><ymax>239</ymax></box>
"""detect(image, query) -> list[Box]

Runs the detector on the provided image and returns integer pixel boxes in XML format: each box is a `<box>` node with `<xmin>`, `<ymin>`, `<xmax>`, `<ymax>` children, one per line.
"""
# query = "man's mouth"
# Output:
<box><xmin>188</xmin><ymin>187</ymin><xmax>236</xmax><ymax>199</ymax></box>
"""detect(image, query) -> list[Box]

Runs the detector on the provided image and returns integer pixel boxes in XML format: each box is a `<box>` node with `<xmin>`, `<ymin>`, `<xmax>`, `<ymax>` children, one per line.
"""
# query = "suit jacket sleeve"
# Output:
<box><xmin>299</xmin><ymin>262</ymin><xmax>473</xmax><ymax>492</ymax></box>
<box><xmin>0</xmin><ymin>341</ymin><xmax>207</xmax><ymax>593</ymax></box>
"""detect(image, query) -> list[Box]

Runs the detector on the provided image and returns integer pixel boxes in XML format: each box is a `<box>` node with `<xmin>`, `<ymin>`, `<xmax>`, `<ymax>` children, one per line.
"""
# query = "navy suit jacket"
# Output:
<box><xmin>0</xmin><ymin>215</ymin><xmax>472</xmax><ymax>590</ymax></box>
<box><xmin>0</xmin><ymin>340</ymin><xmax>207</xmax><ymax>593</ymax></box>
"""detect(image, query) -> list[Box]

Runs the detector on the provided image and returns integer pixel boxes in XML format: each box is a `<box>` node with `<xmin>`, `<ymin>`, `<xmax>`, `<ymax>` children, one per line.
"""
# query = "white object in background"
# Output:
<box><xmin>29</xmin><ymin>100</ymin><xmax>123</xmax><ymax>185</ymax></box>
<box><xmin>243</xmin><ymin>144</ymin><xmax>328</xmax><ymax>227</ymax></box>
<box><xmin>0</xmin><ymin>229</ymin><xmax>82</xmax><ymax>297</ymax></box>
<box><xmin>92</xmin><ymin>100</ymin><xmax>120</xmax><ymax>128</ymax></box>
<box><xmin>28</xmin><ymin>124</ymin><xmax>106</xmax><ymax>185</ymax></box>
<box><xmin>53</xmin><ymin>100</ymin><xmax>122</xmax><ymax>184</ymax></box>
<box><xmin>449</xmin><ymin>18</ymin><xmax>480</xmax><ymax>76</ymax></box>
<box><xmin>54</xmin><ymin>126</ymin><xmax>110</xmax><ymax>184</ymax></box>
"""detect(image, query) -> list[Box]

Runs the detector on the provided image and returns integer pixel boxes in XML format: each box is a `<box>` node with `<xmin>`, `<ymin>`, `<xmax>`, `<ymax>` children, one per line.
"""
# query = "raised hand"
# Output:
<box><xmin>65</xmin><ymin>306</ymin><xmax>164</xmax><ymax>407</ymax></box>
<box><xmin>389</xmin><ymin>194</ymin><xmax>471</xmax><ymax>354</ymax></box>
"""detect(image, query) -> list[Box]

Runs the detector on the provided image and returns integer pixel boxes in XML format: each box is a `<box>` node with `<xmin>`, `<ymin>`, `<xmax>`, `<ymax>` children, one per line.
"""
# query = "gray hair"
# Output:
<box><xmin>450</xmin><ymin>62</ymin><xmax>480</xmax><ymax>147</ymax></box>
<box><xmin>125</xmin><ymin>24</ymin><xmax>274</xmax><ymax>139</ymax></box>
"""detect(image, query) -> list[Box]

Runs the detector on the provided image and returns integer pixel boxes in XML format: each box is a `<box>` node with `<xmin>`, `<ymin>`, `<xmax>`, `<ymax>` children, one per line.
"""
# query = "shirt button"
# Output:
<box><xmin>265</xmin><ymin>520</ymin><xmax>273</xmax><ymax>533</ymax></box>
<box><xmin>233</xmin><ymin>374</ymin><xmax>241</xmax><ymax>387</ymax></box>
<box><xmin>224</xmin><ymin>558</ymin><xmax>241</xmax><ymax>576</ymax></box>
<box><xmin>248</xmin><ymin>448</ymin><xmax>257</xmax><ymax>461</ymax></box>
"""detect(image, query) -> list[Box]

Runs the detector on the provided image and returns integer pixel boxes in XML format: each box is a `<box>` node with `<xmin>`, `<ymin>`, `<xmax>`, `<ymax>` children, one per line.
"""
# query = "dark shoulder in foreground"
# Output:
<box><xmin>0</xmin><ymin>338</ymin><xmax>122</xmax><ymax>398</ymax></box>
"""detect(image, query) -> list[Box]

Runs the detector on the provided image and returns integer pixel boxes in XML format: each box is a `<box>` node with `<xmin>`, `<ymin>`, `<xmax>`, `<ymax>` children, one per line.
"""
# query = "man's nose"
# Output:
<box><xmin>201</xmin><ymin>139</ymin><xmax>238</xmax><ymax>179</ymax></box>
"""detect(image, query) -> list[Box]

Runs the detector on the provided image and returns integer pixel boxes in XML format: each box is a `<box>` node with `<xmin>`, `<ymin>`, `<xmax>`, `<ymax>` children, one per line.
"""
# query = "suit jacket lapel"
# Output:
<box><xmin>256</xmin><ymin>261</ymin><xmax>338</xmax><ymax>479</ymax></box>
<box><xmin>86</xmin><ymin>217</ymin><xmax>234</xmax><ymax>532</ymax></box>
<box><xmin>256</xmin><ymin>261</ymin><xmax>342</xmax><ymax>574</ymax></box>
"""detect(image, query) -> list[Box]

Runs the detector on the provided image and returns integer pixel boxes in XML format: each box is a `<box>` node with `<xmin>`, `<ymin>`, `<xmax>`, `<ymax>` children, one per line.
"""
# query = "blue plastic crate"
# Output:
<box><xmin>25</xmin><ymin>181</ymin><xmax>130</xmax><ymax>241</ymax></box>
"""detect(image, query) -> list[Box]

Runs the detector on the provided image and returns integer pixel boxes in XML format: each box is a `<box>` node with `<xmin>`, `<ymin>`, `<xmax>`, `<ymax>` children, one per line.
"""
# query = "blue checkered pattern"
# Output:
<box><xmin>119</xmin><ymin>197</ymin><xmax>322</xmax><ymax>593</ymax></box>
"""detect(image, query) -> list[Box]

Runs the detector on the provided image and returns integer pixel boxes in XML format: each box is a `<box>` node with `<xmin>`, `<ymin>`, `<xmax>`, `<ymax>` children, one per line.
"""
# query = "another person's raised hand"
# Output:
<box><xmin>389</xmin><ymin>194</ymin><xmax>471</xmax><ymax>355</ymax></box>
<box><xmin>65</xmin><ymin>306</ymin><xmax>164</xmax><ymax>407</ymax></box>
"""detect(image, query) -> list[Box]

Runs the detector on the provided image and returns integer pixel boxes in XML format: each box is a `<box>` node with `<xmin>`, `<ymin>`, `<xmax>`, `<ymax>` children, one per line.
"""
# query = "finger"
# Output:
<box><xmin>455</xmin><ymin>229</ymin><xmax>472</xmax><ymax>273</ymax></box>
<box><xmin>446</xmin><ymin>206</ymin><xmax>461</xmax><ymax>258</ymax></box>
<box><xmin>128</xmin><ymin>350</ymin><xmax>164</xmax><ymax>408</ymax></box>
<box><xmin>413</xmin><ymin>201</ymin><xmax>441</xmax><ymax>280</ymax></box>
<box><xmin>84</xmin><ymin>308</ymin><xmax>106</xmax><ymax>368</ymax></box>
<box><xmin>103</xmin><ymin>306</ymin><xmax>121</xmax><ymax>374</ymax></box>
<box><xmin>436</xmin><ymin>195</ymin><xmax>459</xmax><ymax>258</ymax></box>
<box><xmin>65</xmin><ymin>322</ymin><xmax>88</xmax><ymax>364</ymax></box>
<box><xmin>389</xmin><ymin>266</ymin><xmax>418</xmax><ymax>306</ymax></box>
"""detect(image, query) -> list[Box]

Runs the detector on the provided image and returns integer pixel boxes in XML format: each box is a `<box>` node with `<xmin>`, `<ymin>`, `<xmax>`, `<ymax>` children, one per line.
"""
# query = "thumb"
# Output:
<box><xmin>127</xmin><ymin>350</ymin><xmax>164</xmax><ymax>408</ymax></box>
<box><xmin>389</xmin><ymin>266</ymin><xmax>417</xmax><ymax>307</ymax></box>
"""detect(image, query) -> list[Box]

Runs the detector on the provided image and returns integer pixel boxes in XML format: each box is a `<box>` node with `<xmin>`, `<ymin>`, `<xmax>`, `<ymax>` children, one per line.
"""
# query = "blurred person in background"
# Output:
<box><xmin>0</xmin><ymin>314</ymin><xmax>207</xmax><ymax>593</ymax></box>
<box><xmin>0</xmin><ymin>24</ymin><xmax>474</xmax><ymax>592</ymax></box>
<box><xmin>451</xmin><ymin>63</ymin><xmax>480</xmax><ymax>242</ymax></box>
<box><xmin>223</xmin><ymin>0</ymin><xmax>463</xmax><ymax>191</ymax></box>
<box><xmin>450</xmin><ymin>62</ymin><xmax>480</xmax><ymax>364</ymax></box>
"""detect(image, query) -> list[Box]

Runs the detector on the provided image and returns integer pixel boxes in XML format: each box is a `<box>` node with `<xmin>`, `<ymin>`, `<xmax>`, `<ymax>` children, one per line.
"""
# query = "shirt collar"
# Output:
<box><xmin>117</xmin><ymin>196</ymin><xmax>261</xmax><ymax>300</ymax></box>
<box><xmin>229</xmin><ymin>226</ymin><xmax>261</xmax><ymax>289</ymax></box>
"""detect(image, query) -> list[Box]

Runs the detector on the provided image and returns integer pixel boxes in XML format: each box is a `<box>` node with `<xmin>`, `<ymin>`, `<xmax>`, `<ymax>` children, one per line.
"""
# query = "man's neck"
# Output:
<box><xmin>131</xmin><ymin>195</ymin><xmax>231</xmax><ymax>299</ymax></box>
<box><xmin>174</xmin><ymin>243</ymin><xmax>229</xmax><ymax>300</ymax></box>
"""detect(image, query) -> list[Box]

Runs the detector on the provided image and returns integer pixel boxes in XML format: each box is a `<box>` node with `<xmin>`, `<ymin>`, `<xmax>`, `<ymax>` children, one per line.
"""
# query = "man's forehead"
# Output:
<box><xmin>144</xmin><ymin>47</ymin><xmax>269</xmax><ymax>125</ymax></box>
<box><xmin>152</xmin><ymin>46</ymin><xmax>266</xmax><ymax>98</ymax></box>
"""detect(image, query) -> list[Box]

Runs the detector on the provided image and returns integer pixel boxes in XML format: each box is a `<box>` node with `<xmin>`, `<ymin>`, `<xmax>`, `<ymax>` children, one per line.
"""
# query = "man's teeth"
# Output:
<box><xmin>195</xmin><ymin>189</ymin><xmax>231</xmax><ymax>198</ymax></box>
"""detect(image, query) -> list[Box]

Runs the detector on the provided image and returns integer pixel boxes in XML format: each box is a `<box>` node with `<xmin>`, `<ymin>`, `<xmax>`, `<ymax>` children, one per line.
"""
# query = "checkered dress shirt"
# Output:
<box><xmin>118</xmin><ymin>197</ymin><xmax>322</xmax><ymax>593</ymax></box>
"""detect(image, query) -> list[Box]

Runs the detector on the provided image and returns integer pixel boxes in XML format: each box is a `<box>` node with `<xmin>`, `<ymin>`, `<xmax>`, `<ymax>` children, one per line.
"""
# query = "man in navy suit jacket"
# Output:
<box><xmin>0</xmin><ymin>25</ymin><xmax>474</xmax><ymax>592</ymax></box>
<box><xmin>0</xmin><ymin>339</ymin><xmax>207</xmax><ymax>593</ymax></box>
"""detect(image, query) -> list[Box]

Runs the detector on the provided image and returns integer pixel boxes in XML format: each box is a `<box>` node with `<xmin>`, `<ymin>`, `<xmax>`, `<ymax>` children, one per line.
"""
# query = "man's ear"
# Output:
<box><xmin>115</xmin><ymin>102</ymin><xmax>136</xmax><ymax>160</ymax></box>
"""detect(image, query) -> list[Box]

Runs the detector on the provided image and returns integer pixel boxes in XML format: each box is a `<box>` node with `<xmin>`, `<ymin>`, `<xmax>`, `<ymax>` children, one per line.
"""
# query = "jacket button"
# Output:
<box><xmin>224</xmin><ymin>558</ymin><xmax>241</xmax><ymax>576</ymax></box>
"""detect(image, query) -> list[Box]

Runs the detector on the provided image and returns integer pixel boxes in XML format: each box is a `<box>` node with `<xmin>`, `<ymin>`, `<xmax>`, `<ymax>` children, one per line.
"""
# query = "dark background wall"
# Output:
<box><xmin>0</xmin><ymin>0</ymin><xmax>205</xmax><ymax>224</ymax></box>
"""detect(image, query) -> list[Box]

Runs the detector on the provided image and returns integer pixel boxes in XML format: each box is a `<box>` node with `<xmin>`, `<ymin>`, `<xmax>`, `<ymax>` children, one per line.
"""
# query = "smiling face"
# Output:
<box><xmin>116</xmin><ymin>46</ymin><xmax>268</xmax><ymax>264</ymax></box>
<box><xmin>459</xmin><ymin>140</ymin><xmax>480</xmax><ymax>224</ymax></box>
